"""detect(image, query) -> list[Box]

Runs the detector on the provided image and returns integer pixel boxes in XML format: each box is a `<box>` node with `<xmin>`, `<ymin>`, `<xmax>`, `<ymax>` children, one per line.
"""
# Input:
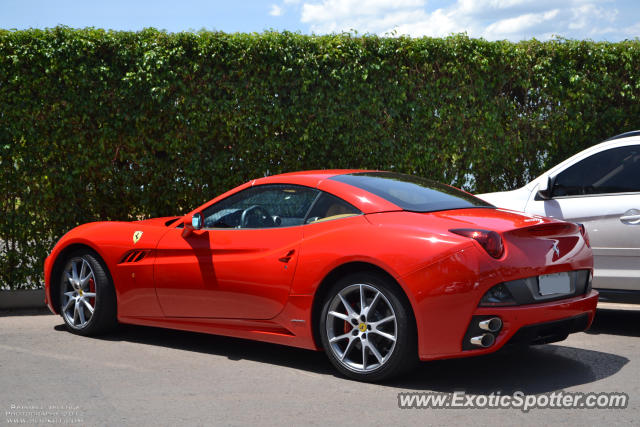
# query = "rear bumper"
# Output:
<box><xmin>507</xmin><ymin>313</ymin><xmax>590</xmax><ymax>345</ymax></box>
<box><xmin>418</xmin><ymin>290</ymin><xmax>598</xmax><ymax>361</ymax></box>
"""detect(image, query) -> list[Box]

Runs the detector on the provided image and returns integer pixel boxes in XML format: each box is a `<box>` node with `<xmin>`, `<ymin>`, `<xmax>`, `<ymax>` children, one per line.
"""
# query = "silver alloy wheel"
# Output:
<box><xmin>325</xmin><ymin>283</ymin><xmax>398</xmax><ymax>373</ymax></box>
<box><xmin>61</xmin><ymin>257</ymin><xmax>97</xmax><ymax>329</ymax></box>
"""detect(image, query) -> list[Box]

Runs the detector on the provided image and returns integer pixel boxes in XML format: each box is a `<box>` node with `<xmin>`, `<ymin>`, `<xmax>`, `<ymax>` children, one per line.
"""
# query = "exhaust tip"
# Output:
<box><xmin>470</xmin><ymin>333</ymin><xmax>496</xmax><ymax>348</ymax></box>
<box><xmin>479</xmin><ymin>317</ymin><xmax>502</xmax><ymax>333</ymax></box>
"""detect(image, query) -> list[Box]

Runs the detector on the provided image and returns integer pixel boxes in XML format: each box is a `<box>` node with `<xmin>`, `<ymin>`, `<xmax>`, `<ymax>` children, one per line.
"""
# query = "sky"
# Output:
<box><xmin>1</xmin><ymin>0</ymin><xmax>639</xmax><ymax>41</ymax></box>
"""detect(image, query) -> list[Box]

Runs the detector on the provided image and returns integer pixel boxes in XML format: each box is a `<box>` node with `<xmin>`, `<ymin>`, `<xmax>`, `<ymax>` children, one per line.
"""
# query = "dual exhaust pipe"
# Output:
<box><xmin>469</xmin><ymin>317</ymin><xmax>502</xmax><ymax>348</ymax></box>
<box><xmin>470</xmin><ymin>333</ymin><xmax>496</xmax><ymax>348</ymax></box>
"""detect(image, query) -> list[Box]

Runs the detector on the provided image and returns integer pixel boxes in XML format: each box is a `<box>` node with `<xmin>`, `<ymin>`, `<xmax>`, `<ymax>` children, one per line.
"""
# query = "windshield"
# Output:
<box><xmin>330</xmin><ymin>172</ymin><xmax>494</xmax><ymax>213</ymax></box>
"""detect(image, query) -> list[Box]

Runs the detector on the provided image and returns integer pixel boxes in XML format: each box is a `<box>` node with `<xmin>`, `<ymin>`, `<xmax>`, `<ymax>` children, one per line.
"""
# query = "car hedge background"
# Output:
<box><xmin>1</xmin><ymin>27</ymin><xmax>640</xmax><ymax>289</ymax></box>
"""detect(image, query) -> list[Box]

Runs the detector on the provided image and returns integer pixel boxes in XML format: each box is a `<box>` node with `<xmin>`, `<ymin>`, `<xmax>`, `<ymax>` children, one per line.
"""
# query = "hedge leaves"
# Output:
<box><xmin>1</xmin><ymin>27</ymin><xmax>639</xmax><ymax>288</ymax></box>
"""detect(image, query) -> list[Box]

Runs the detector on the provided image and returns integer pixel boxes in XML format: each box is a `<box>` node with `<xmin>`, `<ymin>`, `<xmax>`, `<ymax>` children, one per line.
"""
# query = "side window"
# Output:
<box><xmin>203</xmin><ymin>185</ymin><xmax>319</xmax><ymax>229</ymax></box>
<box><xmin>305</xmin><ymin>192</ymin><xmax>361</xmax><ymax>224</ymax></box>
<box><xmin>553</xmin><ymin>145</ymin><xmax>640</xmax><ymax>197</ymax></box>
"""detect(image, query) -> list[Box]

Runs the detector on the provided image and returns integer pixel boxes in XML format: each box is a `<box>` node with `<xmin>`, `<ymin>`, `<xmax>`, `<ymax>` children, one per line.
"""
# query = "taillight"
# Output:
<box><xmin>450</xmin><ymin>228</ymin><xmax>504</xmax><ymax>258</ymax></box>
<box><xmin>577</xmin><ymin>223</ymin><xmax>590</xmax><ymax>248</ymax></box>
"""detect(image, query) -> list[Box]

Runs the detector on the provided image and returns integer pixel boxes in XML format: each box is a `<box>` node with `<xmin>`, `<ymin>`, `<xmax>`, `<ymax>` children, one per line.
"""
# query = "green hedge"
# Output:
<box><xmin>1</xmin><ymin>27</ymin><xmax>640</xmax><ymax>289</ymax></box>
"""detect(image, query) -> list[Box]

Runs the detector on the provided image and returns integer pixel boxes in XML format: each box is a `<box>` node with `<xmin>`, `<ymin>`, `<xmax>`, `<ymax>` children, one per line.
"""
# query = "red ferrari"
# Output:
<box><xmin>44</xmin><ymin>170</ymin><xmax>598</xmax><ymax>381</ymax></box>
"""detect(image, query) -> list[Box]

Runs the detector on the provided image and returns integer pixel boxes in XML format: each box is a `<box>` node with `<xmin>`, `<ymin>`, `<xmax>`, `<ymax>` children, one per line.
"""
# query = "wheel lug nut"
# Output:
<box><xmin>352</xmin><ymin>330</ymin><xmax>358</xmax><ymax>336</ymax></box>
<box><xmin>351</xmin><ymin>319</ymin><xmax>359</xmax><ymax>326</ymax></box>
<box><xmin>360</xmin><ymin>315</ymin><xmax>366</xmax><ymax>322</ymax></box>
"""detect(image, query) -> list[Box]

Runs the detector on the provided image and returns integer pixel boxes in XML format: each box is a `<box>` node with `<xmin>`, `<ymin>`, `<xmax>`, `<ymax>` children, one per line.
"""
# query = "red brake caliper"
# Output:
<box><xmin>89</xmin><ymin>278</ymin><xmax>96</xmax><ymax>306</ymax></box>
<box><xmin>344</xmin><ymin>320</ymin><xmax>351</xmax><ymax>335</ymax></box>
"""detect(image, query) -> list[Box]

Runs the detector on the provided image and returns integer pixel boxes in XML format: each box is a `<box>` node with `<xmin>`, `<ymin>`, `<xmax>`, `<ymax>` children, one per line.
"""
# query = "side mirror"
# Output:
<box><xmin>182</xmin><ymin>212</ymin><xmax>203</xmax><ymax>237</ymax></box>
<box><xmin>192</xmin><ymin>213</ymin><xmax>203</xmax><ymax>230</ymax></box>
<box><xmin>536</xmin><ymin>176</ymin><xmax>556</xmax><ymax>200</ymax></box>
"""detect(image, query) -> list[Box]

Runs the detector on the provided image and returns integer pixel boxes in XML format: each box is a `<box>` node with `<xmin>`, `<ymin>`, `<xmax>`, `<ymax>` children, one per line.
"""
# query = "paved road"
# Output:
<box><xmin>1</xmin><ymin>309</ymin><xmax>638</xmax><ymax>426</ymax></box>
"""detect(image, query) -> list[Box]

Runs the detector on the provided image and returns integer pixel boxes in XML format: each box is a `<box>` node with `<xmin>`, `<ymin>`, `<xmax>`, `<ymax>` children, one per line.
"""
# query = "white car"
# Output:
<box><xmin>478</xmin><ymin>131</ymin><xmax>640</xmax><ymax>303</ymax></box>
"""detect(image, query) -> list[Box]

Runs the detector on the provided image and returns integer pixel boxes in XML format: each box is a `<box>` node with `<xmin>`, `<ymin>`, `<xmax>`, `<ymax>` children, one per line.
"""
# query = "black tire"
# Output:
<box><xmin>59</xmin><ymin>250</ymin><xmax>117</xmax><ymax>336</ymax></box>
<box><xmin>319</xmin><ymin>272</ymin><xmax>417</xmax><ymax>382</ymax></box>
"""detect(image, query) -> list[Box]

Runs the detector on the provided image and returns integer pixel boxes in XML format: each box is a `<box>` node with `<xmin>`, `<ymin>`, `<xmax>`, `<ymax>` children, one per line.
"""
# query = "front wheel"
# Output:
<box><xmin>59</xmin><ymin>250</ymin><xmax>117</xmax><ymax>336</ymax></box>
<box><xmin>319</xmin><ymin>272</ymin><xmax>417</xmax><ymax>382</ymax></box>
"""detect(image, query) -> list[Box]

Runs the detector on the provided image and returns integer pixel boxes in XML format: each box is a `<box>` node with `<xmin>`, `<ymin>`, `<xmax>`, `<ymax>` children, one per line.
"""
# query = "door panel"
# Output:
<box><xmin>154</xmin><ymin>227</ymin><xmax>302</xmax><ymax>319</ymax></box>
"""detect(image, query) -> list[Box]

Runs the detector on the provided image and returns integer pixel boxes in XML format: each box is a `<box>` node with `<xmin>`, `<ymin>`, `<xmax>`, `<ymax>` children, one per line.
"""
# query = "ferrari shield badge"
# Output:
<box><xmin>133</xmin><ymin>231</ymin><xmax>143</xmax><ymax>244</ymax></box>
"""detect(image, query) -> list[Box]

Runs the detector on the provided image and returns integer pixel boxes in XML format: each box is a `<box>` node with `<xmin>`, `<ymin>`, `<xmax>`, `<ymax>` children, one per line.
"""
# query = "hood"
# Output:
<box><xmin>475</xmin><ymin>187</ymin><xmax>531</xmax><ymax>212</ymax></box>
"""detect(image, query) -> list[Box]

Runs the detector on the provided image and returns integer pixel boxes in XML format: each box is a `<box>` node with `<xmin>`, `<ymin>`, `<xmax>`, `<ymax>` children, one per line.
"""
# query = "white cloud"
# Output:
<box><xmin>483</xmin><ymin>9</ymin><xmax>559</xmax><ymax>39</ymax></box>
<box><xmin>622</xmin><ymin>21</ymin><xmax>640</xmax><ymax>38</ymax></box>
<box><xmin>568</xmin><ymin>4</ymin><xmax>617</xmax><ymax>31</ymax></box>
<box><xmin>298</xmin><ymin>0</ymin><xmax>629</xmax><ymax>40</ymax></box>
<box><xmin>301</xmin><ymin>0</ymin><xmax>425</xmax><ymax>23</ymax></box>
<box><xmin>269</xmin><ymin>4</ymin><xmax>284</xmax><ymax>17</ymax></box>
<box><xmin>389</xmin><ymin>9</ymin><xmax>463</xmax><ymax>38</ymax></box>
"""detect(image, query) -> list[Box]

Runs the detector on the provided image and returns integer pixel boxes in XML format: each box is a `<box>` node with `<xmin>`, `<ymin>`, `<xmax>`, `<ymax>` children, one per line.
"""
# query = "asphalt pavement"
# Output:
<box><xmin>1</xmin><ymin>308</ymin><xmax>638</xmax><ymax>426</ymax></box>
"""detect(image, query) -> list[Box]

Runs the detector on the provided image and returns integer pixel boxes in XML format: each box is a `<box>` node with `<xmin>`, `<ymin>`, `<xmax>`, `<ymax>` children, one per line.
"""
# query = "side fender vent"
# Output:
<box><xmin>119</xmin><ymin>250</ymin><xmax>150</xmax><ymax>264</ymax></box>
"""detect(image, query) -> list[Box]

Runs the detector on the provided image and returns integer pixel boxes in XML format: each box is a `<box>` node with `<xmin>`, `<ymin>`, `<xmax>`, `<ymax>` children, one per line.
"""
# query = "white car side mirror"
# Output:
<box><xmin>536</xmin><ymin>176</ymin><xmax>556</xmax><ymax>200</ymax></box>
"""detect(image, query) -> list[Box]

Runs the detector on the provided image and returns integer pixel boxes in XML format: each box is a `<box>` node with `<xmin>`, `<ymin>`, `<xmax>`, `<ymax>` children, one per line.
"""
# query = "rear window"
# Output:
<box><xmin>330</xmin><ymin>172</ymin><xmax>493</xmax><ymax>213</ymax></box>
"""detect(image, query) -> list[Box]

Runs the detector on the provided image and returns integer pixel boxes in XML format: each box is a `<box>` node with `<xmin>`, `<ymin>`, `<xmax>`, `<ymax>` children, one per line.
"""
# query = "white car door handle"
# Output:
<box><xmin>620</xmin><ymin>213</ymin><xmax>640</xmax><ymax>224</ymax></box>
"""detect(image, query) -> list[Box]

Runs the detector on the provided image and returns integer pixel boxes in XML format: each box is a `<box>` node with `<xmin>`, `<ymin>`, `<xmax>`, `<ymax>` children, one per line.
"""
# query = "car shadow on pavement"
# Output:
<box><xmin>388</xmin><ymin>309</ymin><xmax>632</xmax><ymax>392</ymax></box>
<box><xmin>53</xmin><ymin>322</ymin><xmax>336</xmax><ymax>375</ymax></box>
<box><xmin>52</xmin><ymin>309</ymin><xmax>631</xmax><ymax>394</ymax></box>
<box><xmin>388</xmin><ymin>344</ymin><xmax>628</xmax><ymax>393</ymax></box>
<box><xmin>586</xmin><ymin>308</ymin><xmax>640</xmax><ymax>337</ymax></box>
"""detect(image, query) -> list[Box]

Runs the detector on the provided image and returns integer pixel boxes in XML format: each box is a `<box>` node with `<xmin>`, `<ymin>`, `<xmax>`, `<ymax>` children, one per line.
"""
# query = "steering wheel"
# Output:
<box><xmin>240</xmin><ymin>205</ymin><xmax>272</xmax><ymax>228</ymax></box>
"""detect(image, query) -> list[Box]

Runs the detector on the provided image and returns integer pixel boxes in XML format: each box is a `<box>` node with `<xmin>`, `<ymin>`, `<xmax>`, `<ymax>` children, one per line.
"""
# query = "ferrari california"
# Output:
<box><xmin>44</xmin><ymin>170</ymin><xmax>598</xmax><ymax>381</ymax></box>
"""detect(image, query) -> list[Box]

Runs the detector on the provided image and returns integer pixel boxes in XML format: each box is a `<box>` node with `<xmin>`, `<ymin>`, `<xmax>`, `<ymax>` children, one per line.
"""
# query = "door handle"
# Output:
<box><xmin>278</xmin><ymin>250</ymin><xmax>295</xmax><ymax>263</ymax></box>
<box><xmin>620</xmin><ymin>209</ymin><xmax>640</xmax><ymax>224</ymax></box>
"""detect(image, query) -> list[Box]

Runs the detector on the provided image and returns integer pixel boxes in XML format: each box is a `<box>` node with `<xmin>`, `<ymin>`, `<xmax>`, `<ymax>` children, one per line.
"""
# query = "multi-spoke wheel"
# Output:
<box><xmin>59</xmin><ymin>250</ymin><xmax>117</xmax><ymax>336</ymax></box>
<box><xmin>320</xmin><ymin>272</ymin><xmax>417</xmax><ymax>381</ymax></box>
<box><xmin>62</xmin><ymin>257</ymin><xmax>97</xmax><ymax>329</ymax></box>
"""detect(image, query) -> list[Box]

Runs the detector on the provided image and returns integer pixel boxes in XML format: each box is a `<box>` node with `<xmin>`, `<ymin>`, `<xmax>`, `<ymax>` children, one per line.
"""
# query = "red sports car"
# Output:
<box><xmin>44</xmin><ymin>170</ymin><xmax>598</xmax><ymax>381</ymax></box>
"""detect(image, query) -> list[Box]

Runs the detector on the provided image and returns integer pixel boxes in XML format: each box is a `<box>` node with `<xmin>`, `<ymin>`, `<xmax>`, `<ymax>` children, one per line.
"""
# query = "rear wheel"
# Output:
<box><xmin>59</xmin><ymin>250</ymin><xmax>117</xmax><ymax>336</ymax></box>
<box><xmin>319</xmin><ymin>272</ymin><xmax>417</xmax><ymax>382</ymax></box>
